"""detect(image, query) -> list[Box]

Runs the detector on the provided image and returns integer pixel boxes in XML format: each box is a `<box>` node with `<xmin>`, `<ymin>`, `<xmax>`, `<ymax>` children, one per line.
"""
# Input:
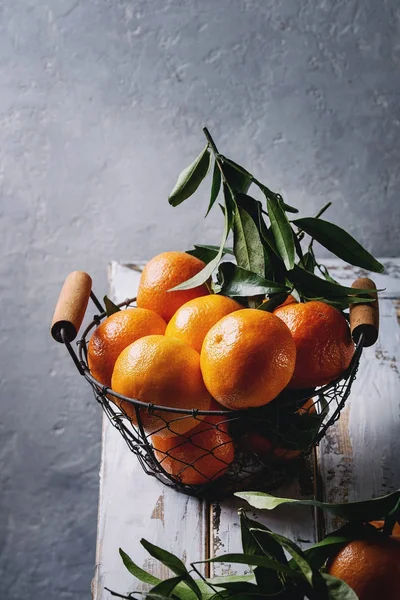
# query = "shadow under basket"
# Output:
<box><xmin>51</xmin><ymin>271</ymin><xmax>379</xmax><ymax>500</ymax></box>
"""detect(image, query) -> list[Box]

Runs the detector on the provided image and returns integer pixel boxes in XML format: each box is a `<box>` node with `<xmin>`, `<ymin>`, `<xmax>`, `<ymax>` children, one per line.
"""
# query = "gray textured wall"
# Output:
<box><xmin>1</xmin><ymin>1</ymin><xmax>399</xmax><ymax>598</ymax></box>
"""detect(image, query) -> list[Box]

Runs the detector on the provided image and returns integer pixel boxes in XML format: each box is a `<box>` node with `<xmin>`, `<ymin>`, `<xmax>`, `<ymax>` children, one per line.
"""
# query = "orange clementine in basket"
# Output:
<box><xmin>136</xmin><ymin>252</ymin><xmax>209</xmax><ymax>322</ymax></box>
<box><xmin>151</xmin><ymin>411</ymin><xmax>234</xmax><ymax>485</ymax></box>
<box><xmin>240</xmin><ymin>398</ymin><xmax>316</xmax><ymax>460</ymax></box>
<box><xmin>327</xmin><ymin>535</ymin><xmax>400</xmax><ymax>599</ymax></box>
<box><xmin>200</xmin><ymin>309</ymin><xmax>296</xmax><ymax>410</ymax></box>
<box><xmin>87</xmin><ymin>308</ymin><xmax>166</xmax><ymax>386</ymax></box>
<box><xmin>165</xmin><ymin>294</ymin><xmax>242</xmax><ymax>353</ymax></box>
<box><xmin>274</xmin><ymin>301</ymin><xmax>354</xmax><ymax>389</ymax></box>
<box><xmin>111</xmin><ymin>335</ymin><xmax>212</xmax><ymax>438</ymax></box>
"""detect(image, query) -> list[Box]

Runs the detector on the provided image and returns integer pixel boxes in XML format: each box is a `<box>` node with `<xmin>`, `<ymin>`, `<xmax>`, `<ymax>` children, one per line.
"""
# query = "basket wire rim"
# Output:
<box><xmin>75</xmin><ymin>296</ymin><xmax>364</xmax><ymax>416</ymax></box>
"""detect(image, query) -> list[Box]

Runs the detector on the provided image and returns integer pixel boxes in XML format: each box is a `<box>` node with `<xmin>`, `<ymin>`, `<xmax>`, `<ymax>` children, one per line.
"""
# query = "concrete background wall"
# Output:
<box><xmin>0</xmin><ymin>1</ymin><xmax>399</xmax><ymax>598</ymax></box>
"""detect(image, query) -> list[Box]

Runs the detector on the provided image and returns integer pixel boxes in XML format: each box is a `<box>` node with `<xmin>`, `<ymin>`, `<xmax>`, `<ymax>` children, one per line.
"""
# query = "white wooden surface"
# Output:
<box><xmin>93</xmin><ymin>259</ymin><xmax>400</xmax><ymax>598</ymax></box>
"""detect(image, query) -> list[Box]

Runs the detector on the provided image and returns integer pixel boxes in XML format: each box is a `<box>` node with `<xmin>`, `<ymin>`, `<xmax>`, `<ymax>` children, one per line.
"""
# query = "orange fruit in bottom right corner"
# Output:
<box><xmin>273</xmin><ymin>300</ymin><xmax>355</xmax><ymax>389</ymax></box>
<box><xmin>327</xmin><ymin>535</ymin><xmax>400</xmax><ymax>600</ymax></box>
<box><xmin>200</xmin><ymin>309</ymin><xmax>296</xmax><ymax>410</ymax></box>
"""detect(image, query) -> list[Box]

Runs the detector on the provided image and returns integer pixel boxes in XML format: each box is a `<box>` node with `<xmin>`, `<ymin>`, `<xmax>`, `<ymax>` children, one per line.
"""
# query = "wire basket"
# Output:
<box><xmin>51</xmin><ymin>271</ymin><xmax>379</xmax><ymax>499</ymax></box>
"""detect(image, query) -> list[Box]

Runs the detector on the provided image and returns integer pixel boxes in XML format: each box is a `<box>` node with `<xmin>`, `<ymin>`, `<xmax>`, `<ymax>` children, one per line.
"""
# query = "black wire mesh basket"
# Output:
<box><xmin>51</xmin><ymin>271</ymin><xmax>379</xmax><ymax>499</ymax></box>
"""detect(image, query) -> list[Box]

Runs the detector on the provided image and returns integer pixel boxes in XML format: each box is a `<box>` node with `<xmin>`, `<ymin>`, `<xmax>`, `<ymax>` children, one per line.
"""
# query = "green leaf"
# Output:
<box><xmin>170</xmin><ymin>187</ymin><xmax>234</xmax><ymax>291</ymax></box>
<box><xmin>281</xmin><ymin>202</ymin><xmax>299</xmax><ymax>214</ymax></box>
<box><xmin>257</xmin><ymin>293</ymin><xmax>290</xmax><ymax>312</ymax></box>
<box><xmin>140</xmin><ymin>539</ymin><xmax>187</xmax><ymax>576</ymax></box>
<box><xmin>236</xmin><ymin>194</ymin><xmax>274</xmax><ymax>277</ymax></box>
<box><xmin>220</xmin><ymin>157</ymin><xmax>253</xmax><ymax>193</ymax></box>
<box><xmin>149</xmin><ymin>575</ymin><xmax>185</xmax><ymax>597</ymax></box>
<box><xmin>320</xmin><ymin>295</ymin><xmax>376</xmax><ymax>309</ymax></box>
<box><xmin>302</xmin><ymin>251</ymin><xmax>316</xmax><ymax>274</ymax></box>
<box><xmin>217</xmin><ymin>262</ymin><xmax>289</xmax><ymax>297</ymax></box>
<box><xmin>235</xmin><ymin>489</ymin><xmax>400</xmax><ymax>522</ymax></box>
<box><xmin>207</xmin><ymin>581</ymin><xmax>259</xmax><ymax>593</ymax></box>
<box><xmin>104</xmin><ymin>295</ymin><xmax>121</xmax><ymax>316</ymax></box>
<box><xmin>293</xmin><ymin>217</ymin><xmax>384</xmax><ymax>274</ymax></box>
<box><xmin>267</xmin><ymin>197</ymin><xmax>295</xmax><ymax>270</ymax></box>
<box><xmin>317</xmin><ymin>263</ymin><xmax>338</xmax><ymax>284</ymax></box>
<box><xmin>119</xmin><ymin>548</ymin><xmax>162</xmax><ymax>586</ymax></box>
<box><xmin>141</xmin><ymin>540</ymin><xmax>202</xmax><ymax>600</ymax></box>
<box><xmin>252</xmin><ymin>530</ymin><xmax>313</xmax><ymax>586</ymax></box>
<box><xmin>206</xmin><ymin>575</ymin><xmax>256</xmax><ymax>586</ymax></box>
<box><xmin>205</xmin><ymin>162</ymin><xmax>222</xmax><ymax>216</ymax></box>
<box><xmin>321</xmin><ymin>573</ymin><xmax>359</xmax><ymax>599</ymax></box>
<box><xmin>233</xmin><ymin>206</ymin><xmax>265</xmax><ymax>277</ymax></box>
<box><xmin>186</xmin><ymin>244</ymin><xmax>233</xmax><ymax>264</ymax></box>
<box><xmin>240</xmin><ymin>513</ymin><xmax>288</xmax><ymax>594</ymax></box>
<box><xmin>201</xmin><ymin>553</ymin><xmax>300</xmax><ymax>579</ymax></box>
<box><xmin>168</xmin><ymin>145</ymin><xmax>211</xmax><ymax>207</ymax></box>
<box><xmin>288</xmin><ymin>265</ymin><xmax>379</xmax><ymax>298</ymax></box>
<box><xmin>241</xmin><ymin>512</ymin><xmax>287</xmax><ymax>563</ymax></box>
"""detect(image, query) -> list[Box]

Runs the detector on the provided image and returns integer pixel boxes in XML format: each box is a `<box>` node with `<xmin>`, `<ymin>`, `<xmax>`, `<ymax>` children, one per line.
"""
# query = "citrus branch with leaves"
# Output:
<box><xmin>168</xmin><ymin>128</ymin><xmax>383</xmax><ymax>311</ymax></box>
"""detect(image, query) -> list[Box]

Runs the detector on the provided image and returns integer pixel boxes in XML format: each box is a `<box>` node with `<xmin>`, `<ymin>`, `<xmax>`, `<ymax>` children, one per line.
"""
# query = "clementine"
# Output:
<box><xmin>200</xmin><ymin>309</ymin><xmax>296</xmax><ymax>410</ymax></box>
<box><xmin>136</xmin><ymin>251</ymin><xmax>209</xmax><ymax>322</ymax></box>
<box><xmin>274</xmin><ymin>301</ymin><xmax>354</xmax><ymax>389</ymax></box>
<box><xmin>165</xmin><ymin>294</ymin><xmax>242</xmax><ymax>353</ymax></box>
<box><xmin>87</xmin><ymin>308</ymin><xmax>166</xmax><ymax>386</ymax></box>
<box><xmin>151</xmin><ymin>412</ymin><xmax>234</xmax><ymax>485</ymax></box>
<box><xmin>327</xmin><ymin>535</ymin><xmax>400</xmax><ymax>599</ymax></box>
<box><xmin>111</xmin><ymin>335</ymin><xmax>212</xmax><ymax>437</ymax></box>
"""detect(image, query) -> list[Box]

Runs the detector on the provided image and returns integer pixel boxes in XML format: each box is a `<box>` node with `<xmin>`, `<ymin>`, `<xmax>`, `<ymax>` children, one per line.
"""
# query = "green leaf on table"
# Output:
<box><xmin>207</xmin><ymin>574</ymin><xmax>256</xmax><ymax>586</ymax></box>
<box><xmin>240</xmin><ymin>512</ymin><xmax>286</xmax><ymax>561</ymax></box>
<box><xmin>216</xmin><ymin>262</ymin><xmax>289</xmax><ymax>297</ymax></box>
<box><xmin>233</xmin><ymin>205</ymin><xmax>265</xmax><ymax>277</ymax></box>
<box><xmin>252</xmin><ymin>530</ymin><xmax>314</xmax><ymax>586</ymax></box>
<box><xmin>205</xmin><ymin>161</ymin><xmax>222</xmax><ymax>216</ymax></box>
<box><xmin>201</xmin><ymin>553</ymin><xmax>299</xmax><ymax>578</ymax></box>
<box><xmin>267</xmin><ymin>197</ymin><xmax>295</xmax><ymax>270</ymax></box>
<box><xmin>170</xmin><ymin>186</ymin><xmax>234</xmax><ymax>291</ymax></box>
<box><xmin>149</xmin><ymin>575</ymin><xmax>185</xmax><ymax>598</ymax></box>
<box><xmin>235</xmin><ymin>489</ymin><xmax>400</xmax><ymax>522</ymax></box>
<box><xmin>240</xmin><ymin>512</ymin><xmax>288</xmax><ymax>594</ymax></box>
<box><xmin>141</xmin><ymin>539</ymin><xmax>187</xmax><ymax>575</ymax></box>
<box><xmin>292</xmin><ymin>217</ymin><xmax>384</xmax><ymax>273</ymax></box>
<box><xmin>321</xmin><ymin>573</ymin><xmax>359</xmax><ymax>599</ymax></box>
<box><xmin>168</xmin><ymin>145</ymin><xmax>210</xmax><ymax>207</ymax></box>
<box><xmin>119</xmin><ymin>548</ymin><xmax>161</xmax><ymax>586</ymax></box>
<box><xmin>186</xmin><ymin>244</ymin><xmax>233</xmax><ymax>264</ymax></box>
<box><xmin>104</xmin><ymin>295</ymin><xmax>121</xmax><ymax>316</ymax></box>
<box><xmin>141</xmin><ymin>540</ymin><xmax>202</xmax><ymax>600</ymax></box>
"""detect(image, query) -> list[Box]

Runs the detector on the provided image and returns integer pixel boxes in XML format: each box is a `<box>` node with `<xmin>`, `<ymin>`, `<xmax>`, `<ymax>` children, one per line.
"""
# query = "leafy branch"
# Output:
<box><xmin>167</xmin><ymin>128</ymin><xmax>384</xmax><ymax>310</ymax></box>
<box><xmin>109</xmin><ymin>489</ymin><xmax>400</xmax><ymax>600</ymax></box>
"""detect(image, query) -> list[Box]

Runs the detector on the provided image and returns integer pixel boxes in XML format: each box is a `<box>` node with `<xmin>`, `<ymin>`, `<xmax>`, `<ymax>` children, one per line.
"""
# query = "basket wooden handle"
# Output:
<box><xmin>349</xmin><ymin>277</ymin><xmax>379</xmax><ymax>347</ymax></box>
<box><xmin>51</xmin><ymin>271</ymin><xmax>92</xmax><ymax>343</ymax></box>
